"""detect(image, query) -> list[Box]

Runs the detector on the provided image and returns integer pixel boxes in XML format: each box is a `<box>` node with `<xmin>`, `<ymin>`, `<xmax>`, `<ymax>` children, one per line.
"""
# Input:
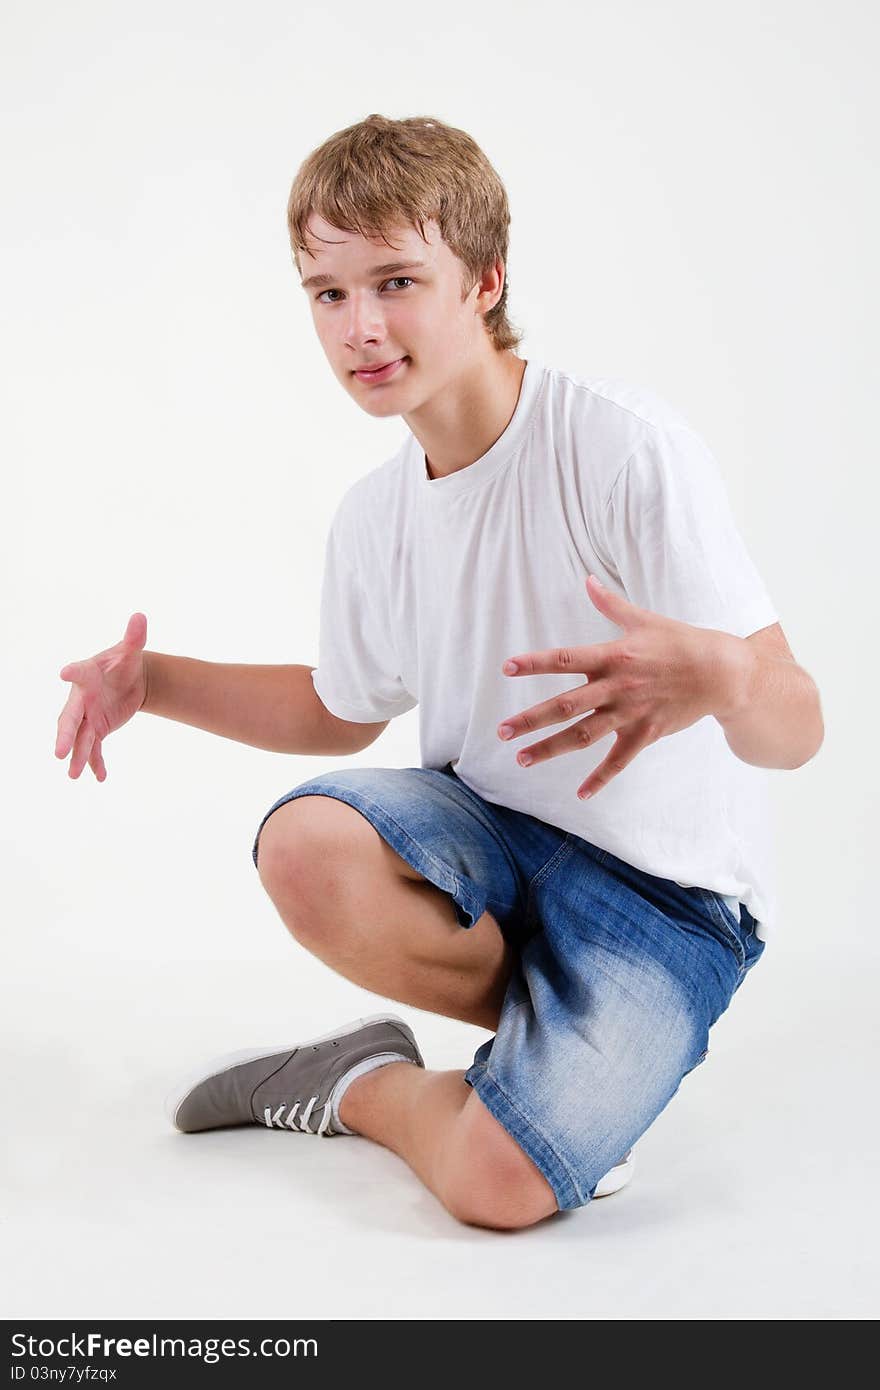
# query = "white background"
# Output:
<box><xmin>3</xmin><ymin>0</ymin><xmax>876</xmax><ymax>1320</ymax></box>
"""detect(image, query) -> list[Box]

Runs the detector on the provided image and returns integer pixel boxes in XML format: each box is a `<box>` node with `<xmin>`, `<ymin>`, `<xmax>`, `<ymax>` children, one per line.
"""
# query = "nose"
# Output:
<box><xmin>342</xmin><ymin>290</ymin><xmax>387</xmax><ymax>348</ymax></box>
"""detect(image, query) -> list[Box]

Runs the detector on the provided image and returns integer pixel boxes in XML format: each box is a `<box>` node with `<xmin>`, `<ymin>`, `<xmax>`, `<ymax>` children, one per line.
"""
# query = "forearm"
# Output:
<box><xmin>712</xmin><ymin>636</ymin><xmax>824</xmax><ymax>769</ymax></box>
<box><xmin>141</xmin><ymin>653</ymin><xmax>349</xmax><ymax>755</ymax></box>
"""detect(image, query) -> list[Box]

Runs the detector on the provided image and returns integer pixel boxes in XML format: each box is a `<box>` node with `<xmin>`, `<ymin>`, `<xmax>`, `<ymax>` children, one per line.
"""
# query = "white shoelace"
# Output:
<box><xmin>263</xmin><ymin>1097</ymin><xmax>332</xmax><ymax>1135</ymax></box>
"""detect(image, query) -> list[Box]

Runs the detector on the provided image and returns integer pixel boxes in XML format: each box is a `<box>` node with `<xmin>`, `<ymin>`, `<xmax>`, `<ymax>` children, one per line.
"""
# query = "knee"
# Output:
<box><xmin>437</xmin><ymin>1093</ymin><xmax>559</xmax><ymax>1231</ymax></box>
<box><xmin>255</xmin><ymin>796</ymin><xmax>373</xmax><ymax>930</ymax></box>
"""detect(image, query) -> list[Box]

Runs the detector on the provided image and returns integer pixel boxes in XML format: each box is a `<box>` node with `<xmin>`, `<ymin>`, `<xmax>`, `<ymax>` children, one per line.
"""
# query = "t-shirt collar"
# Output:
<box><xmin>415</xmin><ymin>358</ymin><xmax>545</xmax><ymax>498</ymax></box>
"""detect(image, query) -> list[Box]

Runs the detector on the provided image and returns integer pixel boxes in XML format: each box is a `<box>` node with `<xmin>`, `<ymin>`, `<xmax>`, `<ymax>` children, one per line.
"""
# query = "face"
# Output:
<box><xmin>297</xmin><ymin>213</ymin><xmax>501</xmax><ymax>415</ymax></box>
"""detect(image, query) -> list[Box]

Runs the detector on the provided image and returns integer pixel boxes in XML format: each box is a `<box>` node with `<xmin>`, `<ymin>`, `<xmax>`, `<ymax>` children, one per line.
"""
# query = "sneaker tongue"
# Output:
<box><xmin>262</xmin><ymin>1096</ymin><xmax>321</xmax><ymax>1131</ymax></box>
<box><xmin>250</xmin><ymin>1020</ymin><xmax>422</xmax><ymax>1132</ymax></box>
<box><xmin>252</xmin><ymin>1047</ymin><xmax>331</xmax><ymax>1126</ymax></box>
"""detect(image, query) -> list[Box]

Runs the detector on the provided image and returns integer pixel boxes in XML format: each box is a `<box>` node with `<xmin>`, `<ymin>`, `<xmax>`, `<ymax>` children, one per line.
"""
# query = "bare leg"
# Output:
<box><xmin>337</xmin><ymin>1063</ymin><xmax>559</xmax><ymax>1229</ymax></box>
<box><xmin>256</xmin><ymin>795</ymin><xmax>517</xmax><ymax>1032</ymax></box>
<box><xmin>255</xmin><ymin>796</ymin><xmax>559</xmax><ymax>1229</ymax></box>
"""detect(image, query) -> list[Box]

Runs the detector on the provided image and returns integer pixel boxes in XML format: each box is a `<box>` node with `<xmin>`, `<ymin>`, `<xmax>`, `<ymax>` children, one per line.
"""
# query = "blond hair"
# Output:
<box><xmin>287</xmin><ymin>113</ymin><xmax>523</xmax><ymax>354</ymax></box>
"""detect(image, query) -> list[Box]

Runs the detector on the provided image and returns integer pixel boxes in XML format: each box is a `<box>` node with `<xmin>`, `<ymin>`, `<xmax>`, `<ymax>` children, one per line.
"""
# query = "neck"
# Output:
<box><xmin>405</xmin><ymin>352</ymin><xmax>527</xmax><ymax>481</ymax></box>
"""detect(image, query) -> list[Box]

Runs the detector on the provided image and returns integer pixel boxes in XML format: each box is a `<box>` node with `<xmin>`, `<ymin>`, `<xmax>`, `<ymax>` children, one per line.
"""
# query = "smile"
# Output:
<box><xmin>353</xmin><ymin>357</ymin><xmax>408</xmax><ymax>383</ymax></box>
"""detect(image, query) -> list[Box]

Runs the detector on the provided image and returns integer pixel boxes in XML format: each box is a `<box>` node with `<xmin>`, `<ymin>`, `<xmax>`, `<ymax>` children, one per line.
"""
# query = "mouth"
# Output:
<box><xmin>353</xmin><ymin>357</ymin><xmax>408</xmax><ymax>384</ymax></box>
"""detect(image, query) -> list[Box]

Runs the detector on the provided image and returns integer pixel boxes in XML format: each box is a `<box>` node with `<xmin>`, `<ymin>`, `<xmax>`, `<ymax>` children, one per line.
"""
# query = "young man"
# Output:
<box><xmin>56</xmin><ymin>115</ymin><xmax>823</xmax><ymax>1231</ymax></box>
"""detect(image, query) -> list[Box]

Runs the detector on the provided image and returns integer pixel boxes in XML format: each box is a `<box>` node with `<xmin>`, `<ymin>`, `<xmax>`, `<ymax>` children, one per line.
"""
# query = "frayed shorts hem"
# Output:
<box><xmin>252</xmin><ymin>782</ymin><xmax>490</xmax><ymax>931</ymax></box>
<box><xmin>463</xmin><ymin>1059</ymin><xmax>587</xmax><ymax>1212</ymax></box>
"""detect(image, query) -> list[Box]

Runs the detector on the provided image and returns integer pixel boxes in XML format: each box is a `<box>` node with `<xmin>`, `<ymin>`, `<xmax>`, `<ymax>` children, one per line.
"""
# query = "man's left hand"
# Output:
<box><xmin>497</xmin><ymin>574</ymin><xmax>746</xmax><ymax>800</ymax></box>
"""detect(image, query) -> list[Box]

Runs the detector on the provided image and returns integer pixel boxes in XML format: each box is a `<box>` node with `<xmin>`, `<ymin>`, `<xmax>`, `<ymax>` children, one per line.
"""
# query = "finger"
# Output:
<box><xmin>513</xmin><ymin>710</ymin><xmax>620</xmax><ymax>767</ymax></box>
<box><xmin>501</xmin><ymin>642</ymin><xmax>612</xmax><ymax>678</ymax></box>
<box><xmin>122</xmin><ymin>612</ymin><xmax>147</xmax><ymax>650</ymax></box>
<box><xmin>59</xmin><ymin>661</ymin><xmax>86</xmax><ymax>683</ymax></box>
<box><xmin>88</xmin><ymin>737</ymin><xmax>107</xmax><ymax>782</ymax></box>
<box><xmin>56</xmin><ymin>688</ymin><xmax>85</xmax><ymax>758</ymax></box>
<box><xmin>68</xmin><ymin>717</ymin><xmax>95</xmax><ymax>780</ymax></box>
<box><xmin>575</xmin><ymin>730</ymin><xmax>648</xmax><ymax>800</ymax></box>
<box><xmin>498</xmin><ymin>678</ymin><xmax>607</xmax><ymax>742</ymax></box>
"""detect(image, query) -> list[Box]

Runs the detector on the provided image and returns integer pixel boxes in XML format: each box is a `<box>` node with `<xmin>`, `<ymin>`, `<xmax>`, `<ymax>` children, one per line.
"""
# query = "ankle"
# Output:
<box><xmin>334</xmin><ymin>1055</ymin><xmax>419</xmax><ymax>1132</ymax></box>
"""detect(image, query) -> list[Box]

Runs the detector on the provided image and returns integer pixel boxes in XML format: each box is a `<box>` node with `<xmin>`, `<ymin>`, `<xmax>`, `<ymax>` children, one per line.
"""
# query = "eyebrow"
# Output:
<box><xmin>300</xmin><ymin>260</ymin><xmax>429</xmax><ymax>290</ymax></box>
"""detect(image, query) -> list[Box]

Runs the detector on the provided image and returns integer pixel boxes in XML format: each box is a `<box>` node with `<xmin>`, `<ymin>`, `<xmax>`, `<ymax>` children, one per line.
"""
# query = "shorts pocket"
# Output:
<box><xmin>737</xmin><ymin>920</ymin><xmax>766</xmax><ymax>983</ymax></box>
<box><xmin>695</xmin><ymin>888</ymin><xmax>747</xmax><ymax>971</ymax></box>
<box><xmin>524</xmin><ymin>835</ymin><xmax>576</xmax><ymax>933</ymax></box>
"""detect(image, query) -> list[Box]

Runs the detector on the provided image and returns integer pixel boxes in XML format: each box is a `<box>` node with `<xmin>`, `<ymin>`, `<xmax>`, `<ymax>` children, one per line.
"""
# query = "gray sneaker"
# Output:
<box><xmin>165</xmin><ymin>1013</ymin><xmax>425</xmax><ymax>1137</ymax></box>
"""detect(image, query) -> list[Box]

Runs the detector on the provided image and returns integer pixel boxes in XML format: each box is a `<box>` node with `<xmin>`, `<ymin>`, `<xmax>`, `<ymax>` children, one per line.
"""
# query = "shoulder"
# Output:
<box><xmin>539</xmin><ymin>361</ymin><xmax>712</xmax><ymax>502</ymax></box>
<box><xmin>332</xmin><ymin>435</ymin><xmax>412</xmax><ymax>521</ymax></box>
<box><xmin>543</xmin><ymin>360</ymin><xmax>699</xmax><ymax>436</ymax></box>
<box><xmin>328</xmin><ymin>436</ymin><xmax>413</xmax><ymax>567</ymax></box>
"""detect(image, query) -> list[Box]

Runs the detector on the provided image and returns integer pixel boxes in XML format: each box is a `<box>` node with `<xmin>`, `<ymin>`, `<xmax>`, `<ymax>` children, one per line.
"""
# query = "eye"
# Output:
<box><xmin>316</xmin><ymin>276</ymin><xmax>414</xmax><ymax>304</ymax></box>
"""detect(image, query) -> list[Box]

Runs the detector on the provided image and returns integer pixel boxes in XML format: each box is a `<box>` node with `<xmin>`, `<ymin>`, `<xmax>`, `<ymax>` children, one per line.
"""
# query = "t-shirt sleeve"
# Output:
<box><xmin>600</xmin><ymin>425</ymin><xmax>779</xmax><ymax>639</ymax></box>
<box><xmin>310</xmin><ymin>490</ymin><xmax>418</xmax><ymax>724</ymax></box>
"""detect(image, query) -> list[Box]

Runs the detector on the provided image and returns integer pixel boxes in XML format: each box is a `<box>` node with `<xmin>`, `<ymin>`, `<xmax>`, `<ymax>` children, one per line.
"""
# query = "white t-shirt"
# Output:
<box><xmin>311</xmin><ymin>358</ymin><xmax>780</xmax><ymax>939</ymax></box>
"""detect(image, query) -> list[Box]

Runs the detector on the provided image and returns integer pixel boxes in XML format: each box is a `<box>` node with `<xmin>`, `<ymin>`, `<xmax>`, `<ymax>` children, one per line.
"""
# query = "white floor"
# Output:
<box><xmin>3</xmin><ymin>945</ymin><xmax>876</xmax><ymax>1321</ymax></box>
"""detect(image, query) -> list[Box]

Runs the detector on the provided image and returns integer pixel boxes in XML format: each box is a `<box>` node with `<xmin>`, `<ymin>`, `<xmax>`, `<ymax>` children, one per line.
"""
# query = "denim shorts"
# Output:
<box><xmin>251</xmin><ymin>761</ymin><xmax>765</xmax><ymax>1212</ymax></box>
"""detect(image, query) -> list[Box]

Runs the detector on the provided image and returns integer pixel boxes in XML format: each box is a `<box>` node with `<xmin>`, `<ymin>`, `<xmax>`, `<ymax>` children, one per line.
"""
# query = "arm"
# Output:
<box><xmin>709</xmin><ymin>624</ymin><xmax>824</xmax><ymax>770</ymax></box>
<box><xmin>141</xmin><ymin>653</ymin><xmax>388</xmax><ymax>756</ymax></box>
<box><xmin>496</xmin><ymin>586</ymin><xmax>823</xmax><ymax>799</ymax></box>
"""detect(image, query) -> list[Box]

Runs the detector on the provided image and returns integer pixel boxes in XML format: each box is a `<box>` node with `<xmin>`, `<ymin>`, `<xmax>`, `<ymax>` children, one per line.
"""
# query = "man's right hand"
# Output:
<box><xmin>55</xmin><ymin>613</ymin><xmax>150</xmax><ymax>781</ymax></box>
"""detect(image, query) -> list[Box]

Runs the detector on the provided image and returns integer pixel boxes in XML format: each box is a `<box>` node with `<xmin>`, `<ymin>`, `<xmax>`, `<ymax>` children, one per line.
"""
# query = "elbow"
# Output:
<box><xmin>793</xmin><ymin>708</ymin><xmax>824</xmax><ymax>769</ymax></box>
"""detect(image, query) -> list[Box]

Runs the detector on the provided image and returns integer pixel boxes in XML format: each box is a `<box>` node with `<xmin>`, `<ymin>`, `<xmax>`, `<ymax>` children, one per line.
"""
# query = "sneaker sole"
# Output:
<box><xmin>592</xmin><ymin>1151</ymin><xmax>636</xmax><ymax>1198</ymax></box>
<box><xmin>165</xmin><ymin>1012</ymin><xmax>418</xmax><ymax>1132</ymax></box>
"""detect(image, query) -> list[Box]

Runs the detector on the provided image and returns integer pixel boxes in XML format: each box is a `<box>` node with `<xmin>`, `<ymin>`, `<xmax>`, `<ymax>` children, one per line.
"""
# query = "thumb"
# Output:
<box><xmin>123</xmin><ymin>612</ymin><xmax>148</xmax><ymax>649</ymax></box>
